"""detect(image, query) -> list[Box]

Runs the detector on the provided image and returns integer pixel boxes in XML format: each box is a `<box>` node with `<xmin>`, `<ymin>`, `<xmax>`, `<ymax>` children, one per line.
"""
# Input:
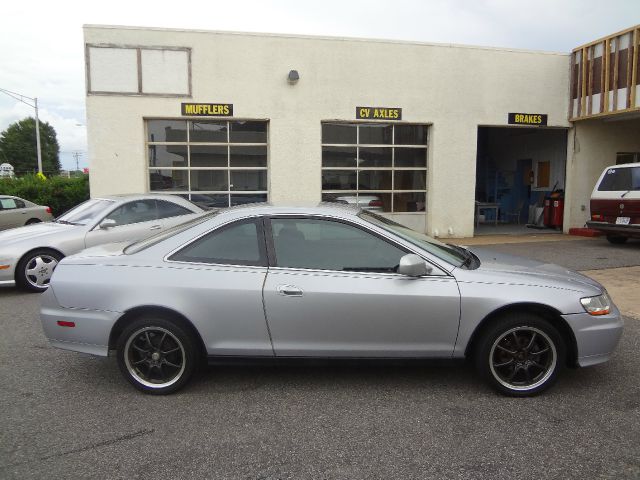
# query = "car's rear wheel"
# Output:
<box><xmin>475</xmin><ymin>314</ymin><xmax>565</xmax><ymax>397</ymax></box>
<box><xmin>16</xmin><ymin>249</ymin><xmax>63</xmax><ymax>293</ymax></box>
<box><xmin>117</xmin><ymin>316</ymin><xmax>197</xmax><ymax>394</ymax></box>
<box><xmin>25</xmin><ymin>218</ymin><xmax>41</xmax><ymax>225</ymax></box>
<box><xmin>606</xmin><ymin>235</ymin><xmax>628</xmax><ymax>244</ymax></box>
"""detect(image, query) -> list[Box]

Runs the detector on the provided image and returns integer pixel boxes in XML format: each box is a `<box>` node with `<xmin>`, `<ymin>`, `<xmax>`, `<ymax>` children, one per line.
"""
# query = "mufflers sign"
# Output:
<box><xmin>181</xmin><ymin>103</ymin><xmax>233</xmax><ymax>116</ymax></box>
<box><xmin>508</xmin><ymin>113</ymin><xmax>548</xmax><ymax>126</ymax></box>
<box><xmin>356</xmin><ymin>106</ymin><xmax>402</xmax><ymax>120</ymax></box>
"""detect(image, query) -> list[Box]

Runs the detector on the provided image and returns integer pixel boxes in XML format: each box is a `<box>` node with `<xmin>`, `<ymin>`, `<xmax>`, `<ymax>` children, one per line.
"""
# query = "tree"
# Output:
<box><xmin>0</xmin><ymin>117</ymin><xmax>61</xmax><ymax>175</ymax></box>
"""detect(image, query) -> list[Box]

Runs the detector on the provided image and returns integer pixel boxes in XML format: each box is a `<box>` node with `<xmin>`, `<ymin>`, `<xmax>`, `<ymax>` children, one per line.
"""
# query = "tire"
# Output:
<box><xmin>25</xmin><ymin>218</ymin><xmax>41</xmax><ymax>225</ymax></box>
<box><xmin>15</xmin><ymin>249</ymin><xmax>63</xmax><ymax>293</ymax></box>
<box><xmin>606</xmin><ymin>235</ymin><xmax>628</xmax><ymax>244</ymax></box>
<box><xmin>116</xmin><ymin>316</ymin><xmax>197</xmax><ymax>395</ymax></box>
<box><xmin>474</xmin><ymin>314</ymin><xmax>565</xmax><ymax>397</ymax></box>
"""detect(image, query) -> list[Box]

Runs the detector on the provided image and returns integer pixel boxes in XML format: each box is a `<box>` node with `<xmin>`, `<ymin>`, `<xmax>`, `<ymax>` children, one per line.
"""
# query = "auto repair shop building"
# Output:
<box><xmin>84</xmin><ymin>24</ymin><xmax>640</xmax><ymax>238</ymax></box>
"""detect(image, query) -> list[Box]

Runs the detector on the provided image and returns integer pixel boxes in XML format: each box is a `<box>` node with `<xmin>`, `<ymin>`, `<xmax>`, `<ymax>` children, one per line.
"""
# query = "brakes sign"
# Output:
<box><xmin>508</xmin><ymin>113</ymin><xmax>548</xmax><ymax>126</ymax></box>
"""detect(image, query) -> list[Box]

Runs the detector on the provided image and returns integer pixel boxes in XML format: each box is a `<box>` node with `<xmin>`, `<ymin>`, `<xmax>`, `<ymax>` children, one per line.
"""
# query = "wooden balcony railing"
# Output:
<box><xmin>570</xmin><ymin>25</ymin><xmax>639</xmax><ymax>120</ymax></box>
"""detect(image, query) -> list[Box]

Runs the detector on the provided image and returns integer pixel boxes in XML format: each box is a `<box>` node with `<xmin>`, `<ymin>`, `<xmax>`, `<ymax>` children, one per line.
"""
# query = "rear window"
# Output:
<box><xmin>598</xmin><ymin>167</ymin><xmax>640</xmax><ymax>191</ymax></box>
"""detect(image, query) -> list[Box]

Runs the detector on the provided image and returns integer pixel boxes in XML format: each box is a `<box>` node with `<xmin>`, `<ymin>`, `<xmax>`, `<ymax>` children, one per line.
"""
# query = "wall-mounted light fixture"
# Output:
<box><xmin>287</xmin><ymin>70</ymin><xmax>300</xmax><ymax>85</ymax></box>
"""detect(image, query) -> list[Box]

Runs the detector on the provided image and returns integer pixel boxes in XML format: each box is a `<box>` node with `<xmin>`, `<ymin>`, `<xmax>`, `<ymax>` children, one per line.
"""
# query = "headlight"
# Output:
<box><xmin>580</xmin><ymin>292</ymin><xmax>611</xmax><ymax>316</ymax></box>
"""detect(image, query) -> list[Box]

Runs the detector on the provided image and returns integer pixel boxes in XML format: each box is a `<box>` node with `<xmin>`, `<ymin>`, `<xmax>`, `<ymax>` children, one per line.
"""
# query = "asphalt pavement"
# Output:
<box><xmin>1</xmin><ymin>236</ymin><xmax>639</xmax><ymax>479</ymax></box>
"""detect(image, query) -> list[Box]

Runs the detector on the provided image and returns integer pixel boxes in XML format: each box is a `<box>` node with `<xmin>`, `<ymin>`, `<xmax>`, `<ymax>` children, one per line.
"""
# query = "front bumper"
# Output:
<box><xmin>0</xmin><ymin>261</ymin><xmax>16</xmax><ymax>285</ymax></box>
<box><xmin>562</xmin><ymin>305</ymin><xmax>624</xmax><ymax>367</ymax></box>
<box><xmin>40</xmin><ymin>287</ymin><xmax>120</xmax><ymax>356</ymax></box>
<box><xmin>586</xmin><ymin>221</ymin><xmax>640</xmax><ymax>238</ymax></box>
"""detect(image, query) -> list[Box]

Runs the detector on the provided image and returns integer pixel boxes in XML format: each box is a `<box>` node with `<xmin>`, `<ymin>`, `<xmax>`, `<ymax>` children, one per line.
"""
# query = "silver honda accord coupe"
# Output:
<box><xmin>0</xmin><ymin>194</ymin><xmax>203</xmax><ymax>292</ymax></box>
<box><xmin>40</xmin><ymin>204</ymin><xmax>623</xmax><ymax>396</ymax></box>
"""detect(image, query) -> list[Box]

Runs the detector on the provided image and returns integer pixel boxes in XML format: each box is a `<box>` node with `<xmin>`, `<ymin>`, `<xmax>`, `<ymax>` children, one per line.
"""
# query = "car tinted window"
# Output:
<box><xmin>598</xmin><ymin>167</ymin><xmax>640</xmax><ymax>191</ymax></box>
<box><xmin>14</xmin><ymin>199</ymin><xmax>26</xmax><ymax>208</ymax></box>
<box><xmin>106</xmin><ymin>200</ymin><xmax>158</xmax><ymax>226</ymax></box>
<box><xmin>170</xmin><ymin>219</ymin><xmax>266</xmax><ymax>266</ymax></box>
<box><xmin>0</xmin><ymin>198</ymin><xmax>18</xmax><ymax>210</ymax></box>
<box><xmin>360</xmin><ymin>211</ymin><xmax>465</xmax><ymax>267</ymax></box>
<box><xmin>156</xmin><ymin>199</ymin><xmax>191</xmax><ymax>219</ymax></box>
<box><xmin>271</xmin><ymin>218</ymin><xmax>406</xmax><ymax>272</ymax></box>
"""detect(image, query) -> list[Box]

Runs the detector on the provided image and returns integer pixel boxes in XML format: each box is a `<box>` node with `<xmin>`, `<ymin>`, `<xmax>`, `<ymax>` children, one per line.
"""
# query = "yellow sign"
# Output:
<box><xmin>181</xmin><ymin>103</ymin><xmax>233</xmax><ymax>116</ymax></box>
<box><xmin>508</xmin><ymin>113</ymin><xmax>548</xmax><ymax>126</ymax></box>
<box><xmin>356</xmin><ymin>106</ymin><xmax>402</xmax><ymax>120</ymax></box>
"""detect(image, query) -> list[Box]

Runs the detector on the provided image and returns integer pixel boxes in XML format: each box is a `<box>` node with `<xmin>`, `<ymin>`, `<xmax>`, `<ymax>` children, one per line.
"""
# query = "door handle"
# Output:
<box><xmin>277</xmin><ymin>285</ymin><xmax>303</xmax><ymax>297</ymax></box>
<box><xmin>150</xmin><ymin>224</ymin><xmax>162</xmax><ymax>230</ymax></box>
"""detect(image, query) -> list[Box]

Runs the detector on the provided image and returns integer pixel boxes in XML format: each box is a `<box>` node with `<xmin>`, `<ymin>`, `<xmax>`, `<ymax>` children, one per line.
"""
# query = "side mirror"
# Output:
<box><xmin>398</xmin><ymin>254</ymin><xmax>432</xmax><ymax>277</ymax></box>
<box><xmin>99</xmin><ymin>218</ymin><xmax>117</xmax><ymax>230</ymax></box>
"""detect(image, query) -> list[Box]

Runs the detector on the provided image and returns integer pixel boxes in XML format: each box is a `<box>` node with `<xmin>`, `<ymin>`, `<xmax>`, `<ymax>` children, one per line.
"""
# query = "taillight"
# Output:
<box><xmin>57</xmin><ymin>321</ymin><xmax>75</xmax><ymax>327</ymax></box>
<box><xmin>591</xmin><ymin>213</ymin><xmax>603</xmax><ymax>221</ymax></box>
<box><xmin>368</xmin><ymin>200</ymin><xmax>383</xmax><ymax>207</ymax></box>
<box><xmin>46</xmin><ymin>207</ymin><xmax>52</xmax><ymax>214</ymax></box>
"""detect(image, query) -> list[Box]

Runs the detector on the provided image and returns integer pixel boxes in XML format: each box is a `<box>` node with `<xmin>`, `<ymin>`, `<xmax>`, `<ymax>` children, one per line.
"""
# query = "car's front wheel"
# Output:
<box><xmin>606</xmin><ymin>235</ymin><xmax>628</xmax><ymax>244</ymax></box>
<box><xmin>475</xmin><ymin>314</ymin><xmax>565</xmax><ymax>396</ymax></box>
<box><xmin>16</xmin><ymin>249</ymin><xmax>63</xmax><ymax>293</ymax></box>
<box><xmin>117</xmin><ymin>316</ymin><xmax>197</xmax><ymax>394</ymax></box>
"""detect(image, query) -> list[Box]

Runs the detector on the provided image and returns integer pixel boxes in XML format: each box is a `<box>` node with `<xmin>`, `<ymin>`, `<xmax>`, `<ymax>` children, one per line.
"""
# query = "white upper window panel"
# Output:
<box><xmin>89</xmin><ymin>47</ymin><xmax>138</xmax><ymax>93</ymax></box>
<box><xmin>141</xmin><ymin>49</ymin><xmax>189</xmax><ymax>95</ymax></box>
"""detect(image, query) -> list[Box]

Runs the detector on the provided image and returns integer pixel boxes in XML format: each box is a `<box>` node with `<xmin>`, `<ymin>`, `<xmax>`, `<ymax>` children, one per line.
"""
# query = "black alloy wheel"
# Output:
<box><xmin>475</xmin><ymin>314</ymin><xmax>565</xmax><ymax>397</ymax></box>
<box><xmin>117</xmin><ymin>316</ymin><xmax>197</xmax><ymax>394</ymax></box>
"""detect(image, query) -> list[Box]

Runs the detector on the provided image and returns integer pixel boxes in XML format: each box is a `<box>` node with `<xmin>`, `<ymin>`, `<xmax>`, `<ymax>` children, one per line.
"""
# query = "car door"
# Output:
<box><xmin>165</xmin><ymin>217</ymin><xmax>273</xmax><ymax>356</ymax></box>
<box><xmin>84</xmin><ymin>199</ymin><xmax>162</xmax><ymax>248</ymax></box>
<box><xmin>262</xmin><ymin>216</ymin><xmax>461</xmax><ymax>358</ymax></box>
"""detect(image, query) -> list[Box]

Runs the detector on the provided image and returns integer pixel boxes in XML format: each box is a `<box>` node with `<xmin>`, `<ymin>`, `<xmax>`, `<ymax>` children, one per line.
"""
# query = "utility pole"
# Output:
<box><xmin>35</xmin><ymin>98</ymin><xmax>43</xmax><ymax>175</ymax></box>
<box><xmin>72</xmin><ymin>151</ymin><xmax>83</xmax><ymax>173</ymax></box>
<box><xmin>0</xmin><ymin>87</ymin><xmax>43</xmax><ymax>175</ymax></box>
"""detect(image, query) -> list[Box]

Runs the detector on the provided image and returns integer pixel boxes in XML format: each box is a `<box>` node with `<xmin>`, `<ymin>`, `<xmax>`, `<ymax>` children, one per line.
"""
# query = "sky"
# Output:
<box><xmin>0</xmin><ymin>0</ymin><xmax>638</xmax><ymax>171</ymax></box>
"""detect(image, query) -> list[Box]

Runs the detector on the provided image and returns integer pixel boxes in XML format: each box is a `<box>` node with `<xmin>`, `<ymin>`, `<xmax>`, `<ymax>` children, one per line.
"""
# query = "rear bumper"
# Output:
<box><xmin>586</xmin><ymin>221</ymin><xmax>640</xmax><ymax>238</ymax></box>
<box><xmin>40</xmin><ymin>288</ymin><xmax>120</xmax><ymax>357</ymax></box>
<box><xmin>562</xmin><ymin>307</ymin><xmax>624</xmax><ymax>367</ymax></box>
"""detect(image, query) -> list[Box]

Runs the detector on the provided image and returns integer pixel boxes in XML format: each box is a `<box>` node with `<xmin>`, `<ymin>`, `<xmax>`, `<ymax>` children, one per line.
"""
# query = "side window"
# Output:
<box><xmin>270</xmin><ymin>218</ymin><xmax>407</xmax><ymax>272</ymax></box>
<box><xmin>0</xmin><ymin>198</ymin><xmax>18</xmax><ymax>210</ymax></box>
<box><xmin>15</xmin><ymin>199</ymin><xmax>26</xmax><ymax>209</ymax></box>
<box><xmin>169</xmin><ymin>219</ymin><xmax>266</xmax><ymax>266</ymax></box>
<box><xmin>105</xmin><ymin>200</ymin><xmax>158</xmax><ymax>226</ymax></box>
<box><xmin>156</xmin><ymin>199</ymin><xmax>191</xmax><ymax>219</ymax></box>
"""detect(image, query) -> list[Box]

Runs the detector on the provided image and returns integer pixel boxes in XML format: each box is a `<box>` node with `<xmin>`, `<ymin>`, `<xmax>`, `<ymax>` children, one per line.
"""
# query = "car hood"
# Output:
<box><xmin>465</xmin><ymin>246</ymin><xmax>604</xmax><ymax>293</ymax></box>
<box><xmin>0</xmin><ymin>221</ymin><xmax>78</xmax><ymax>244</ymax></box>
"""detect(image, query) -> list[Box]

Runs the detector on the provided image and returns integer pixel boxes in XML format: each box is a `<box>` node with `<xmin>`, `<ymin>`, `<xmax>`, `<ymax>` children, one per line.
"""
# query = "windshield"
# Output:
<box><xmin>56</xmin><ymin>199</ymin><xmax>115</xmax><ymax>226</ymax></box>
<box><xmin>124</xmin><ymin>210</ymin><xmax>218</xmax><ymax>254</ymax></box>
<box><xmin>360</xmin><ymin>211</ymin><xmax>466</xmax><ymax>267</ymax></box>
<box><xmin>598</xmin><ymin>166</ymin><xmax>640</xmax><ymax>191</ymax></box>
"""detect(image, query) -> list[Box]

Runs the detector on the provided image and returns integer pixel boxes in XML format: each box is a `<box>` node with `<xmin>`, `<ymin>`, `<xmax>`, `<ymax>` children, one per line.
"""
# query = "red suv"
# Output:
<box><xmin>587</xmin><ymin>162</ymin><xmax>640</xmax><ymax>244</ymax></box>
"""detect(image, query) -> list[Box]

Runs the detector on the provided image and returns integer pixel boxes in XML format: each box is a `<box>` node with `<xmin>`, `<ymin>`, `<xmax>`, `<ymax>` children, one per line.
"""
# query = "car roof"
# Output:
<box><xmin>214</xmin><ymin>202</ymin><xmax>363</xmax><ymax>218</ymax></box>
<box><xmin>94</xmin><ymin>193</ymin><xmax>203</xmax><ymax>211</ymax></box>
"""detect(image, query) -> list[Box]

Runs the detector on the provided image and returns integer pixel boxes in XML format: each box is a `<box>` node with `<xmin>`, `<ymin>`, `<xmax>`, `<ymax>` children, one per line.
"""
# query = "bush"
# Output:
<box><xmin>0</xmin><ymin>174</ymin><xmax>90</xmax><ymax>217</ymax></box>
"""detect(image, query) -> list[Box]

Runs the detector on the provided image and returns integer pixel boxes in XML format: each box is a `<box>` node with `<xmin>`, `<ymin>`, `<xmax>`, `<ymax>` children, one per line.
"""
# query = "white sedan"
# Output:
<box><xmin>0</xmin><ymin>194</ymin><xmax>203</xmax><ymax>292</ymax></box>
<box><xmin>0</xmin><ymin>195</ymin><xmax>53</xmax><ymax>230</ymax></box>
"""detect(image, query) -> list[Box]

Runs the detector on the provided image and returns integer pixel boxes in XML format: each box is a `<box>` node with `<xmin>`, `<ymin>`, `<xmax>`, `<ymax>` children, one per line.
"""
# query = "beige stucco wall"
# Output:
<box><xmin>84</xmin><ymin>25</ymin><xmax>571</xmax><ymax>237</ymax></box>
<box><xmin>564</xmin><ymin>118</ymin><xmax>640</xmax><ymax>231</ymax></box>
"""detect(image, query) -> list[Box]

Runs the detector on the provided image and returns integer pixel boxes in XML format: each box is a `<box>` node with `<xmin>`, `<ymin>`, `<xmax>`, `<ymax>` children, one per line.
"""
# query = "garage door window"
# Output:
<box><xmin>321</xmin><ymin>123</ymin><xmax>428</xmax><ymax>212</ymax></box>
<box><xmin>147</xmin><ymin>120</ymin><xmax>268</xmax><ymax>208</ymax></box>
